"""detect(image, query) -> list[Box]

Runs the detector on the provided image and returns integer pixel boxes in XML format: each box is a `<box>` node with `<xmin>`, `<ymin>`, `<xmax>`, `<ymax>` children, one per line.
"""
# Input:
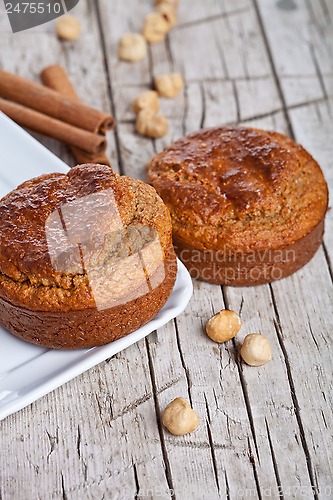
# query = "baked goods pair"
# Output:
<box><xmin>0</xmin><ymin>126</ymin><xmax>328</xmax><ymax>350</ymax></box>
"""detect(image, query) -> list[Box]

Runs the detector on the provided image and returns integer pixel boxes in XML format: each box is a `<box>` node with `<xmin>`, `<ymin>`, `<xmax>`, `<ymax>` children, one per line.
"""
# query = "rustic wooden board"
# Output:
<box><xmin>0</xmin><ymin>0</ymin><xmax>332</xmax><ymax>498</ymax></box>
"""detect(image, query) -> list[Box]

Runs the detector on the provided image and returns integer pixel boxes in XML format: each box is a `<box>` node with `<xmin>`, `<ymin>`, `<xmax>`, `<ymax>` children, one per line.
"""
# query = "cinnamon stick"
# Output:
<box><xmin>0</xmin><ymin>70</ymin><xmax>114</xmax><ymax>134</ymax></box>
<box><xmin>41</xmin><ymin>65</ymin><xmax>78</xmax><ymax>98</ymax></box>
<box><xmin>65</xmin><ymin>149</ymin><xmax>111</xmax><ymax>166</ymax></box>
<box><xmin>41</xmin><ymin>65</ymin><xmax>110</xmax><ymax>166</ymax></box>
<box><xmin>0</xmin><ymin>98</ymin><xmax>106</xmax><ymax>154</ymax></box>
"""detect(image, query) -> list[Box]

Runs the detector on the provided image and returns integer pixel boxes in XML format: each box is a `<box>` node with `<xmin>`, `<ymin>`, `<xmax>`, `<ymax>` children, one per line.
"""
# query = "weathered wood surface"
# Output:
<box><xmin>0</xmin><ymin>0</ymin><xmax>332</xmax><ymax>498</ymax></box>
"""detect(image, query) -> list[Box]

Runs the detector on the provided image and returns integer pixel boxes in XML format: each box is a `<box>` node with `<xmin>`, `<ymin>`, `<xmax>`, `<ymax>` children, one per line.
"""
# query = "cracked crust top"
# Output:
<box><xmin>0</xmin><ymin>164</ymin><xmax>173</xmax><ymax>312</ymax></box>
<box><xmin>147</xmin><ymin>126</ymin><xmax>328</xmax><ymax>251</ymax></box>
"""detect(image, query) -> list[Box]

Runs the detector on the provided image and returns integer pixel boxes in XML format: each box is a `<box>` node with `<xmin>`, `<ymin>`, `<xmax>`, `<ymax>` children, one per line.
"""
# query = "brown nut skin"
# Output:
<box><xmin>56</xmin><ymin>15</ymin><xmax>81</xmax><ymax>41</ymax></box>
<box><xmin>143</xmin><ymin>12</ymin><xmax>170</xmax><ymax>43</ymax></box>
<box><xmin>136</xmin><ymin>109</ymin><xmax>169</xmax><ymax>138</ymax></box>
<box><xmin>118</xmin><ymin>33</ymin><xmax>147</xmax><ymax>62</ymax></box>
<box><xmin>156</xmin><ymin>3</ymin><xmax>177</xmax><ymax>27</ymax></box>
<box><xmin>240</xmin><ymin>334</ymin><xmax>272</xmax><ymax>366</ymax></box>
<box><xmin>162</xmin><ymin>397</ymin><xmax>200</xmax><ymax>435</ymax></box>
<box><xmin>154</xmin><ymin>73</ymin><xmax>184</xmax><ymax>98</ymax></box>
<box><xmin>206</xmin><ymin>309</ymin><xmax>241</xmax><ymax>343</ymax></box>
<box><xmin>133</xmin><ymin>91</ymin><xmax>160</xmax><ymax>114</ymax></box>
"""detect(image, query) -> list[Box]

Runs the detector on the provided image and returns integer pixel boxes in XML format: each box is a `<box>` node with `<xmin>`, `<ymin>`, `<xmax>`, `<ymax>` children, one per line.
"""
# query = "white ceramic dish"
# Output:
<box><xmin>0</xmin><ymin>113</ymin><xmax>193</xmax><ymax>421</ymax></box>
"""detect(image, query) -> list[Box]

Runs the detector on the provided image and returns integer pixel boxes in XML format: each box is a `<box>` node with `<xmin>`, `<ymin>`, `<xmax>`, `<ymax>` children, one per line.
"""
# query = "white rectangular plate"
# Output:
<box><xmin>0</xmin><ymin>113</ymin><xmax>193</xmax><ymax>421</ymax></box>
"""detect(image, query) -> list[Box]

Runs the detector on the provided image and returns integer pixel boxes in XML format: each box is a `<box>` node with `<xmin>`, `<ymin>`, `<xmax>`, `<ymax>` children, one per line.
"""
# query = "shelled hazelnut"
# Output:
<box><xmin>240</xmin><ymin>334</ymin><xmax>272</xmax><ymax>366</ymax></box>
<box><xmin>162</xmin><ymin>398</ymin><xmax>200</xmax><ymax>435</ymax></box>
<box><xmin>143</xmin><ymin>12</ymin><xmax>170</xmax><ymax>43</ymax></box>
<box><xmin>136</xmin><ymin>108</ymin><xmax>169</xmax><ymax>138</ymax></box>
<box><xmin>132</xmin><ymin>91</ymin><xmax>160</xmax><ymax>114</ymax></box>
<box><xmin>154</xmin><ymin>73</ymin><xmax>184</xmax><ymax>98</ymax></box>
<box><xmin>118</xmin><ymin>33</ymin><xmax>147</xmax><ymax>62</ymax></box>
<box><xmin>156</xmin><ymin>2</ymin><xmax>177</xmax><ymax>28</ymax></box>
<box><xmin>206</xmin><ymin>309</ymin><xmax>241</xmax><ymax>343</ymax></box>
<box><xmin>56</xmin><ymin>15</ymin><xmax>81</xmax><ymax>41</ymax></box>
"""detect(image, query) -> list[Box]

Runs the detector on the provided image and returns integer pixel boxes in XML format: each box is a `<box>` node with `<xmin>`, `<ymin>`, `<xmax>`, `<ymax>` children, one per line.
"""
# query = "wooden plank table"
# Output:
<box><xmin>0</xmin><ymin>0</ymin><xmax>332</xmax><ymax>498</ymax></box>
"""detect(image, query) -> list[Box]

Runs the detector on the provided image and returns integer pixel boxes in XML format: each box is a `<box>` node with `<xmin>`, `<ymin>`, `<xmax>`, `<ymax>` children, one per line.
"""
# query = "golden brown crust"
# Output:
<box><xmin>0</xmin><ymin>165</ymin><xmax>135</xmax><ymax>285</ymax></box>
<box><xmin>0</xmin><ymin>164</ymin><xmax>177</xmax><ymax>347</ymax></box>
<box><xmin>147</xmin><ymin>126</ymin><xmax>328</xmax><ymax>285</ymax></box>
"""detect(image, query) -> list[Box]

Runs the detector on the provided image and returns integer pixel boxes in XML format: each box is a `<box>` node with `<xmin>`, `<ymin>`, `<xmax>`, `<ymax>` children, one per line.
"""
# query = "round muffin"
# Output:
<box><xmin>147</xmin><ymin>126</ymin><xmax>328</xmax><ymax>286</ymax></box>
<box><xmin>0</xmin><ymin>164</ymin><xmax>177</xmax><ymax>348</ymax></box>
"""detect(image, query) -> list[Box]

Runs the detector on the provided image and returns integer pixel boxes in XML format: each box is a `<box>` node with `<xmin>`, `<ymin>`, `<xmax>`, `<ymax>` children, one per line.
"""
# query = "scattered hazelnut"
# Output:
<box><xmin>162</xmin><ymin>397</ymin><xmax>200</xmax><ymax>435</ymax></box>
<box><xmin>132</xmin><ymin>91</ymin><xmax>160</xmax><ymax>114</ymax></box>
<box><xmin>156</xmin><ymin>2</ymin><xmax>177</xmax><ymax>28</ymax></box>
<box><xmin>154</xmin><ymin>73</ymin><xmax>184</xmax><ymax>98</ymax></box>
<box><xmin>206</xmin><ymin>309</ymin><xmax>241</xmax><ymax>343</ymax></box>
<box><xmin>118</xmin><ymin>33</ymin><xmax>147</xmax><ymax>62</ymax></box>
<box><xmin>143</xmin><ymin>12</ymin><xmax>170</xmax><ymax>43</ymax></box>
<box><xmin>56</xmin><ymin>15</ymin><xmax>81</xmax><ymax>41</ymax></box>
<box><xmin>240</xmin><ymin>334</ymin><xmax>272</xmax><ymax>366</ymax></box>
<box><xmin>136</xmin><ymin>108</ymin><xmax>169</xmax><ymax>138</ymax></box>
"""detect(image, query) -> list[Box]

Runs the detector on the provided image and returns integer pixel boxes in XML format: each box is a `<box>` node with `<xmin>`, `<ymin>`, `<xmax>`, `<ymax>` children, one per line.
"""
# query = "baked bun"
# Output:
<box><xmin>0</xmin><ymin>164</ymin><xmax>177</xmax><ymax>348</ymax></box>
<box><xmin>147</xmin><ymin>126</ymin><xmax>328</xmax><ymax>286</ymax></box>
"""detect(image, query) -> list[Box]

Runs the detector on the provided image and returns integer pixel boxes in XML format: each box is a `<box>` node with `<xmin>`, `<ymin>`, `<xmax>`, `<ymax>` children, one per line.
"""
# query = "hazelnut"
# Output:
<box><xmin>154</xmin><ymin>73</ymin><xmax>184</xmax><ymax>98</ymax></box>
<box><xmin>132</xmin><ymin>91</ymin><xmax>160</xmax><ymax>114</ymax></box>
<box><xmin>162</xmin><ymin>398</ymin><xmax>200</xmax><ymax>435</ymax></box>
<box><xmin>56</xmin><ymin>15</ymin><xmax>81</xmax><ymax>41</ymax></box>
<box><xmin>143</xmin><ymin>12</ymin><xmax>170</xmax><ymax>43</ymax></box>
<box><xmin>136</xmin><ymin>109</ymin><xmax>169</xmax><ymax>138</ymax></box>
<box><xmin>240</xmin><ymin>334</ymin><xmax>272</xmax><ymax>366</ymax></box>
<box><xmin>118</xmin><ymin>33</ymin><xmax>147</xmax><ymax>62</ymax></box>
<box><xmin>206</xmin><ymin>309</ymin><xmax>241</xmax><ymax>343</ymax></box>
<box><xmin>156</xmin><ymin>3</ymin><xmax>177</xmax><ymax>28</ymax></box>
